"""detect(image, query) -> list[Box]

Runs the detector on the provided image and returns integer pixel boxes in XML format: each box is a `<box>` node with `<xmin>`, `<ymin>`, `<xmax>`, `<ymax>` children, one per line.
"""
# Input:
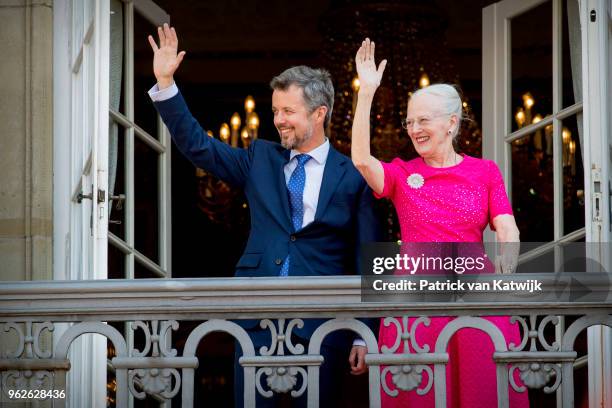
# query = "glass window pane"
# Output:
<box><xmin>108</xmin><ymin>120</ymin><xmax>126</xmax><ymax>240</ymax></box>
<box><xmin>135</xmin><ymin>261</ymin><xmax>160</xmax><ymax>279</ymax></box>
<box><xmin>134</xmin><ymin>10</ymin><xmax>160</xmax><ymax>140</ymax></box>
<box><xmin>511</xmin><ymin>131</ymin><xmax>554</xmax><ymax>241</ymax></box>
<box><xmin>73</xmin><ymin>67</ymin><xmax>85</xmax><ymax>173</ymax></box>
<box><xmin>109</xmin><ymin>0</ymin><xmax>125</xmax><ymax>114</ymax></box>
<box><xmin>562</xmin><ymin>114</ymin><xmax>585</xmax><ymax>235</ymax></box>
<box><xmin>85</xmin><ymin>41</ymin><xmax>96</xmax><ymax>155</ymax></box>
<box><xmin>71</xmin><ymin>0</ymin><xmax>84</xmax><ymax>63</ymax></box>
<box><xmin>562</xmin><ymin>0</ymin><xmax>582</xmax><ymax>107</ymax></box>
<box><xmin>83</xmin><ymin>0</ymin><xmax>94</xmax><ymax>29</ymax></box>
<box><xmin>134</xmin><ymin>137</ymin><xmax>159</xmax><ymax>264</ymax></box>
<box><xmin>511</xmin><ymin>1</ymin><xmax>553</xmax><ymax>132</ymax></box>
<box><xmin>108</xmin><ymin>242</ymin><xmax>126</xmax><ymax>279</ymax></box>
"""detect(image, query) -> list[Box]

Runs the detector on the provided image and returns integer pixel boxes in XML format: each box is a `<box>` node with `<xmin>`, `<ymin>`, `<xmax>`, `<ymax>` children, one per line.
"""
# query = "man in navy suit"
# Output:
<box><xmin>148</xmin><ymin>24</ymin><xmax>378</xmax><ymax>407</ymax></box>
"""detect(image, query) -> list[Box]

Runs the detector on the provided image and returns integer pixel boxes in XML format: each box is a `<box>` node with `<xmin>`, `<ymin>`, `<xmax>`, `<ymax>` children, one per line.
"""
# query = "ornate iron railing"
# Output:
<box><xmin>0</xmin><ymin>275</ymin><xmax>611</xmax><ymax>407</ymax></box>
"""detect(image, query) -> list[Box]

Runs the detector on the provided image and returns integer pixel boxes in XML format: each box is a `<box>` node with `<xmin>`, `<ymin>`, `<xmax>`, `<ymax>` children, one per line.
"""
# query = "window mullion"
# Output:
<box><xmin>124</xmin><ymin>0</ymin><xmax>135</xmax><ymax>279</ymax></box>
<box><xmin>552</xmin><ymin>0</ymin><xmax>563</xmax><ymax>241</ymax></box>
<box><xmin>158</xmin><ymin>115</ymin><xmax>171</xmax><ymax>277</ymax></box>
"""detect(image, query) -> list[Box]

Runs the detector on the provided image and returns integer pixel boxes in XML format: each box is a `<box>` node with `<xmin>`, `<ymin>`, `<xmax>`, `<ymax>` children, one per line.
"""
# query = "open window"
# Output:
<box><xmin>482</xmin><ymin>0</ymin><xmax>612</xmax><ymax>405</ymax></box>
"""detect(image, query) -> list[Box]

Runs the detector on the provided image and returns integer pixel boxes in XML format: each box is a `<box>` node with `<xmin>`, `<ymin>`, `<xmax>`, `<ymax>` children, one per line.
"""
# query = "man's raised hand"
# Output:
<box><xmin>148</xmin><ymin>23</ymin><xmax>186</xmax><ymax>89</ymax></box>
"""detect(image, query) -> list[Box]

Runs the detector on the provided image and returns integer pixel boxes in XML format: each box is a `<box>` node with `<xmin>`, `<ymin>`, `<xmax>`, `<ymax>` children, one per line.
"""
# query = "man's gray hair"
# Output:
<box><xmin>270</xmin><ymin>66</ymin><xmax>334</xmax><ymax>128</ymax></box>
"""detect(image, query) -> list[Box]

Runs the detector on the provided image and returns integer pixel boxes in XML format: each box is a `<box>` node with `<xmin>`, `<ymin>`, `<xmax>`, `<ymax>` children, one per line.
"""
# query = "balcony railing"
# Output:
<box><xmin>0</xmin><ymin>275</ymin><xmax>611</xmax><ymax>407</ymax></box>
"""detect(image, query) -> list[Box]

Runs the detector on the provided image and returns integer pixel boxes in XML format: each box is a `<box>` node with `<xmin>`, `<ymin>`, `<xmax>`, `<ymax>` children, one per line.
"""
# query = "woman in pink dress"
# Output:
<box><xmin>350</xmin><ymin>38</ymin><xmax>529</xmax><ymax>407</ymax></box>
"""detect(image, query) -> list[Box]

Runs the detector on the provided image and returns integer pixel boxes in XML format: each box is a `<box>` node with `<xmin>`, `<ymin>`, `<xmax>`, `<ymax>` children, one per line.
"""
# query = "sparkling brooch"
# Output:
<box><xmin>407</xmin><ymin>173</ymin><xmax>425</xmax><ymax>189</ymax></box>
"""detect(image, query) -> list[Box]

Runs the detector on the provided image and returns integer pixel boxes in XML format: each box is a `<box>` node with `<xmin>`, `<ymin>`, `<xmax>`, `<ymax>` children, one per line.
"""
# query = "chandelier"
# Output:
<box><xmin>514</xmin><ymin>92</ymin><xmax>577</xmax><ymax>174</ymax></box>
<box><xmin>195</xmin><ymin>96</ymin><xmax>259</xmax><ymax>229</ymax></box>
<box><xmin>195</xmin><ymin>2</ymin><xmax>486</xmax><ymax>240</ymax></box>
<box><xmin>320</xmin><ymin>2</ymin><xmax>481</xmax><ymax>160</ymax></box>
<box><xmin>511</xmin><ymin>91</ymin><xmax>583</xmax><ymax>235</ymax></box>
<box><xmin>319</xmin><ymin>1</ymin><xmax>482</xmax><ymax>239</ymax></box>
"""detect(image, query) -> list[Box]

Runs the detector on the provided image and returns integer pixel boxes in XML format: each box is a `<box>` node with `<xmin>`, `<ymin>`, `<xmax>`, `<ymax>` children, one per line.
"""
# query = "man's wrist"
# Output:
<box><xmin>352</xmin><ymin>338</ymin><xmax>366</xmax><ymax>347</ymax></box>
<box><xmin>157</xmin><ymin>77</ymin><xmax>174</xmax><ymax>90</ymax></box>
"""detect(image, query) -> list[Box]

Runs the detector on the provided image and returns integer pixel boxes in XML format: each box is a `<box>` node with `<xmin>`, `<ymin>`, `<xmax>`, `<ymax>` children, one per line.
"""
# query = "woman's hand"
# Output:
<box><xmin>351</xmin><ymin>38</ymin><xmax>386</xmax><ymax>194</ymax></box>
<box><xmin>492</xmin><ymin>214</ymin><xmax>520</xmax><ymax>274</ymax></box>
<box><xmin>148</xmin><ymin>23</ymin><xmax>186</xmax><ymax>89</ymax></box>
<box><xmin>355</xmin><ymin>38</ymin><xmax>387</xmax><ymax>93</ymax></box>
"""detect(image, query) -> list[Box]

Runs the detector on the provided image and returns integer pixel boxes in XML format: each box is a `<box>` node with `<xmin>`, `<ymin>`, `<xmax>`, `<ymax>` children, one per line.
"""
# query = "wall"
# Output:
<box><xmin>0</xmin><ymin>0</ymin><xmax>53</xmax><ymax>281</ymax></box>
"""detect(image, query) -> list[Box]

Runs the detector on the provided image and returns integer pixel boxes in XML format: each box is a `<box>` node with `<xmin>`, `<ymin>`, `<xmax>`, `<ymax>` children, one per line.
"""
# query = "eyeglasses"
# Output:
<box><xmin>401</xmin><ymin>113</ymin><xmax>449</xmax><ymax>130</ymax></box>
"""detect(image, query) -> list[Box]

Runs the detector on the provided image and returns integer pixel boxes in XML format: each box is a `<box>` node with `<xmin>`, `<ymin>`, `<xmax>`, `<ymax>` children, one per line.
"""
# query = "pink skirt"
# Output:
<box><xmin>379</xmin><ymin>316</ymin><xmax>530</xmax><ymax>408</ymax></box>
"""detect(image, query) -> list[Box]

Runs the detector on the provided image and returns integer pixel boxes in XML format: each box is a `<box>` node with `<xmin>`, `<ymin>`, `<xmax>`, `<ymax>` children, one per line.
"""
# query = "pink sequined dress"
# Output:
<box><xmin>374</xmin><ymin>154</ymin><xmax>529</xmax><ymax>408</ymax></box>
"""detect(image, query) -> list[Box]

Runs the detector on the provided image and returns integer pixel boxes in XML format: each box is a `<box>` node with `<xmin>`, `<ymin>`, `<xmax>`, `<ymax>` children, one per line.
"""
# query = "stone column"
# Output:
<box><xmin>0</xmin><ymin>0</ymin><xmax>53</xmax><ymax>281</ymax></box>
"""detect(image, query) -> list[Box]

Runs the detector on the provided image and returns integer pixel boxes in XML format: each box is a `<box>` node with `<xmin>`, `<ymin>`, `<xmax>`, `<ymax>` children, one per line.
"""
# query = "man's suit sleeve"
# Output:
<box><xmin>356</xmin><ymin>181</ymin><xmax>382</xmax><ymax>275</ymax></box>
<box><xmin>153</xmin><ymin>90</ymin><xmax>252</xmax><ymax>188</ymax></box>
<box><xmin>355</xmin><ymin>181</ymin><xmax>382</xmax><ymax>340</ymax></box>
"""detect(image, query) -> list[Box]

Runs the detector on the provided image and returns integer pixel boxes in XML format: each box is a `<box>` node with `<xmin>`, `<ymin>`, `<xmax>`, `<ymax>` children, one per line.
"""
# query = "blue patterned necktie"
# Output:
<box><xmin>279</xmin><ymin>154</ymin><xmax>312</xmax><ymax>276</ymax></box>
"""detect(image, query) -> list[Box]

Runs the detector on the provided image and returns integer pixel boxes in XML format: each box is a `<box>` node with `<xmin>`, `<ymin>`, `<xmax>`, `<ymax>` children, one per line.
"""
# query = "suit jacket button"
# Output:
<box><xmin>290</xmin><ymin>235</ymin><xmax>296</xmax><ymax>242</ymax></box>
<box><xmin>275</xmin><ymin>258</ymin><xmax>282</xmax><ymax>265</ymax></box>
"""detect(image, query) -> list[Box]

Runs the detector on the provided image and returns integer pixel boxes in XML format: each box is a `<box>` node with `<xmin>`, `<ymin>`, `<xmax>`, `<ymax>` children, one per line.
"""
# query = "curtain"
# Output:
<box><xmin>567</xmin><ymin>0</ymin><xmax>583</xmax><ymax>158</ymax></box>
<box><xmin>109</xmin><ymin>0</ymin><xmax>123</xmax><ymax>215</ymax></box>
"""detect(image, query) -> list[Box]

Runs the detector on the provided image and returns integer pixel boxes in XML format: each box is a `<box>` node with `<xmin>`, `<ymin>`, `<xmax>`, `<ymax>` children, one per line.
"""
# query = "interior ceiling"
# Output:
<box><xmin>140</xmin><ymin>0</ymin><xmax>500</xmax><ymax>85</ymax></box>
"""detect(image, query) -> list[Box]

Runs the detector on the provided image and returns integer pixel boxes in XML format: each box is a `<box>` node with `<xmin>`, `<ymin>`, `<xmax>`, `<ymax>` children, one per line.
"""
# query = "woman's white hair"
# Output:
<box><xmin>411</xmin><ymin>83</ymin><xmax>463</xmax><ymax>139</ymax></box>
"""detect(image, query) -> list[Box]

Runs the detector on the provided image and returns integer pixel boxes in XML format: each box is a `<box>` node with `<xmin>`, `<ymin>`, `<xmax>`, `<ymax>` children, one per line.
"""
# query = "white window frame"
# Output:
<box><xmin>483</xmin><ymin>0</ymin><xmax>611</xmax><ymax>406</ymax></box>
<box><xmin>580</xmin><ymin>0</ymin><xmax>612</xmax><ymax>406</ymax></box>
<box><xmin>55</xmin><ymin>0</ymin><xmax>111</xmax><ymax>282</ymax></box>
<box><xmin>108</xmin><ymin>0</ymin><xmax>172</xmax><ymax>279</ymax></box>
<box><xmin>483</xmin><ymin>0</ymin><xmax>585</xmax><ymax>243</ymax></box>
<box><xmin>54</xmin><ymin>0</ymin><xmax>172</xmax><ymax>405</ymax></box>
<box><xmin>53</xmin><ymin>1</ymin><xmax>110</xmax><ymax>406</ymax></box>
<box><xmin>107</xmin><ymin>3</ymin><xmax>172</xmax><ymax>407</ymax></box>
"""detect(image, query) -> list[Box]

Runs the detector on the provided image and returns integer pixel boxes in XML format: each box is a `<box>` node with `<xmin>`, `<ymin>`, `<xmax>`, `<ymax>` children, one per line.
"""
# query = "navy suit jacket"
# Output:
<box><xmin>154</xmin><ymin>90</ymin><xmax>379</xmax><ymax>339</ymax></box>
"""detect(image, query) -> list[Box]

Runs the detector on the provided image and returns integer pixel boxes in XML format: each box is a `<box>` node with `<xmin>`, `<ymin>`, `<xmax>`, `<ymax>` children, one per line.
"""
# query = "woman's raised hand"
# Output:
<box><xmin>148</xmin><ymin>23</ymin><xmax>186</xmax><ymax>88</ymax></box>
<box><xmin>355</xmin><ymin>38</ymin><xmax>387</xmax><ymax>93</ymax></box>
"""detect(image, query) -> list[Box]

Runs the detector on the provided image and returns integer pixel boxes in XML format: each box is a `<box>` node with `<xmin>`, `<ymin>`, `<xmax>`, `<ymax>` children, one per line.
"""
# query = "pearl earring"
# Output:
<box><xmin>448</xmin><ymin>130</ymin><xmax>452</xmax><ymax>135</ymax></box>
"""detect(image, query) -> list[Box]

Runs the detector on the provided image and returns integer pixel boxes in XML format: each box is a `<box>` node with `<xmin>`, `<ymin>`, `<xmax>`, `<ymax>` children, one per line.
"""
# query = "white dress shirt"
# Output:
<box><xmin>148</xmin><ymin>82</ymin><xmax>179</xmax><ymax>101</ymax></box>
